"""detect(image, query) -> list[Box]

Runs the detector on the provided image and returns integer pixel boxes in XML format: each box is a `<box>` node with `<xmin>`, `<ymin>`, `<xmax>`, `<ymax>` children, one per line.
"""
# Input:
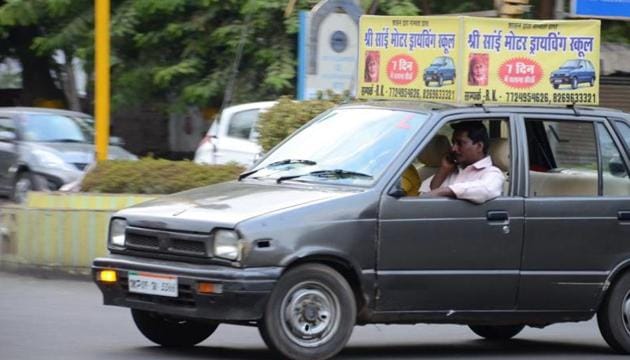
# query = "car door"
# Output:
<box><xmin>376</xmin><ymin>114</ymin><xmax>525</xmax><ymax>312</ymax></box>
<box><xmin>518</xmin><ymin>114</ymin><xmax>630</xmax><ymax>311</ymax></box>
<box><xmin>0</xmin><ymin>115</ymin><xmax>19</xmax><ymax>192</ymax></box>
<box><xmin>214</xmin><ymin>108</ymin><xmax>262</xmax><ymax>166</ymax></box>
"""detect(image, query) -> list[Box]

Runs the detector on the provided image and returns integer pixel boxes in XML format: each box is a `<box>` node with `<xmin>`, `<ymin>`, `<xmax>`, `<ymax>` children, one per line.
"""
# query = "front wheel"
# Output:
<box><xmin>469</xmin><ymin>324</ymin><xmax>524</xmax><ymax>340</ymax></box>
<box><xmin>131</xmin><ymin>309</ymin><xmax>218</xmax><ymax>347</ymax></box>
<box><xmin>259</xmin><ymin>264</ymin><xmax>356</xmax><ymax>360</ymax></box>
<box><xmin>597</xmin><ymin>272</ymin><xmax>630</xmax><ymax>354</ymax></box>
<box><xmin>571</xmin><ymin>77</ymin><xmax>578</xmax><ymax>89</ymax></box>
<box><xmin>12</xmin><ymin>172</ymin><xmax>33</xmax><ymax>203</ymax></box>
<box><xmin>438</xmin><ymin>75</ymin><xmax>444</xmax><ymax>87</ymax></box>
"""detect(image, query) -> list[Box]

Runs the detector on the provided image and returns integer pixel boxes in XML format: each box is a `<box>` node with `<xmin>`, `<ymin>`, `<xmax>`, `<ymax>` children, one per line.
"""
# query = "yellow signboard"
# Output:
<box><xmin>358</xmin><ymin>16</ymin><xmax>601</xmax><ymax>105</ymax></box>
<box><xmin>359</xmin><ymin>16</ymin><xmax>460</xmax><ymax>102</ymax></box>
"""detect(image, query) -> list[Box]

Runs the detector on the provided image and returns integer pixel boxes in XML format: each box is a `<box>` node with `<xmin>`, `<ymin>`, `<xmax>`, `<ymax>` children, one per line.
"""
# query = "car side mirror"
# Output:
<box><xmin>109</xmin><ymin>136</ymin><xmax>125</xmax><ymax>146</ymax></box>
<box><xmin>609</xmin><ymin>161</ymin><xmax>627</xmax><ymax>177</ymax></box>
<box><xmin>0</xmin><ymin>131</ymin><xmax>16</xmax><ymax>142</ymax></box>
<box><xmin>388</xmin><ymin>180</ymin><xmax>406</xmax><ymax>198</ymax></box>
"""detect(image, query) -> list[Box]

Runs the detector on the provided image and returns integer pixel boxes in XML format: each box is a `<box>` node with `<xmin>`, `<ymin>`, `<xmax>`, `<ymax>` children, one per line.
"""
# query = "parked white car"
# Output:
<box><xmin>193</xmin><ymin>101</ymin><xmax>276</xmax><ymax>167</ymax></box>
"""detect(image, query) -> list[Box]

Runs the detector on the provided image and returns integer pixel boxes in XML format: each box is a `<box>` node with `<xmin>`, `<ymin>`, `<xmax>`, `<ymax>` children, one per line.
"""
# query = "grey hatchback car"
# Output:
<box><xmin>0</xmin><ymin>107</ymin><xmax>137</xmax><ymax>202</ymax></box>
<box><xmin>94</xmin><ymin>102</ymin><xmax>630</xmax><ymax>360</ymax></box>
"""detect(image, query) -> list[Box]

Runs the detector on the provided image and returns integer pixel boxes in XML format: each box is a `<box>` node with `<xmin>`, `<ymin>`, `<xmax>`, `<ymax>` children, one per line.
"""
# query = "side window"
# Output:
<box><xmin>403</xmin><ymin>118</ymin><xmax>510</xmax><ymax>197</ymax></box>
<box><xmin>226</xmin><ymin>109</ymin><xmax>259</xmax><ymax>140</ymax></box>
<box><xmin>526</xmin><ymin>120</ymin><xmax>597</xmax><ymax>197</ymax></box>
<box><xmin>0</xmin><ymin>117</ymin><xmax>16</xmax><ymax>133</ymax></box>
<box><xmin>597</xmin><ymin>123</ymin><xmax>630</xmax><ymax>196</ymax></box>
<box><xmin>616</xmin><ymin>121</ymin><xmax>630</xmax><ymax>150</ymax></box>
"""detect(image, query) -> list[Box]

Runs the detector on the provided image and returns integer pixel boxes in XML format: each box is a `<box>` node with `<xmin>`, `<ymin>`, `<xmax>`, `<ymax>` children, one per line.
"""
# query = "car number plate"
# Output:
<box><xmin>128</xmin><ymin>271</ymin><xmax>178</xmax><ymax>298</ymax></box>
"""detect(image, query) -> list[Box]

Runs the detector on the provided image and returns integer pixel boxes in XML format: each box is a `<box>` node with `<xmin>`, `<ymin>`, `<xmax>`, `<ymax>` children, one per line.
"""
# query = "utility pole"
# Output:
<box><xmin>95</xmin><ymin>0</ymin><xmax>110</xmax><ymax>161</ymax></box>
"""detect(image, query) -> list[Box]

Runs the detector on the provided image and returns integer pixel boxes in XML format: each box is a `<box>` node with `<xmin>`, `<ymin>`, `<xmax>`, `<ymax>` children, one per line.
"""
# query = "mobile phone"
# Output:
<box><xmin>446</xmin><ymin>151</ymin><xmax>458</xmax><ymax>164</ymax></box>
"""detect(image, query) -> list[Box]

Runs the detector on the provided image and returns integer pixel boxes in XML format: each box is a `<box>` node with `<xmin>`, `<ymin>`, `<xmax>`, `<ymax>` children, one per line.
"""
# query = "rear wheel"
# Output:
<box><xmin>553</xmin><ymin>84</ymin><xmax>559</xmax><ymax>89</ymax></box>
<box><xmin>469</xmin><ymin>324</ymin><xmax>524</xmax><ymax>340</ymax></box>
<box><xmin>131</xmin><ymin>309</ymin><xmax>218</xmax><ymax>347</ymax></box>
<box><xmin>259</xmin><ymin>263</ymin><xmax>356</xmax><ymax>360</ymax></box>
<box><xmin>597</xmin><ymin>272</ymin><xmax>630</xmax><ymax>354</ymax></box>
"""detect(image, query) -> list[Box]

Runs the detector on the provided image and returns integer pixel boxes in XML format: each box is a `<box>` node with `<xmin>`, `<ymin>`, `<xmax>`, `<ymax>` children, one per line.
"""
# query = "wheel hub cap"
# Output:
<box><xmin>623</xmin><ymin>291</ymin><xmax>630</xmax><ymax>335</ymax></box>
<box><xmin>281</xmin><ymin>283</ymin><xmax>340</xmax><ymax>347</ymax></box>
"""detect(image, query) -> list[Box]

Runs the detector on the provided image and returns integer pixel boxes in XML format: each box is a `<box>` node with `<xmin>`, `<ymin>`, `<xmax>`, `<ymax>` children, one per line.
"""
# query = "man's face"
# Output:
<box><xmin>451</xmin><ymin>130</ymin><xmax>484</xmax><ymax>167</ymax></box>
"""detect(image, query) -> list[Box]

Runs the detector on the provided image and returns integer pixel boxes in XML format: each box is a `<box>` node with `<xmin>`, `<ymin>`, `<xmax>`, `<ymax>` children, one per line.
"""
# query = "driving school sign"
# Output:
<box><xmin>358</xmin><ymin>16</ymin><xmax>600</xmax><ymax>105</ymax></box>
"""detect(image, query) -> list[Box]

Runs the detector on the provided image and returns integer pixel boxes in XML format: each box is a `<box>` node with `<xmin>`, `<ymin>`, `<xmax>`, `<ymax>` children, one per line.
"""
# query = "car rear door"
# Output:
<box><xmin>518</xmin><ymin>114</ymin><xmax>630</xmax><ymax>311</ymax></box>
<box><xmin>376</xmin><ymin>113</ymin><xmax>526</xmax><ymax>312</ymax></box>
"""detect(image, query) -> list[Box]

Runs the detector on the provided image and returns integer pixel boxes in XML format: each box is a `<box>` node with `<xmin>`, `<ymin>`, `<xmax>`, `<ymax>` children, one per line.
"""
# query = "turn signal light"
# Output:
<box><xmin>98</xmin><ymin>270</ymin><xmax>118</xmax><ymax>283</ymax></box>
<box><xmin>197</xmin><ymin>282</ymin><xmax>223</xmax><ymax>294</ymax></box>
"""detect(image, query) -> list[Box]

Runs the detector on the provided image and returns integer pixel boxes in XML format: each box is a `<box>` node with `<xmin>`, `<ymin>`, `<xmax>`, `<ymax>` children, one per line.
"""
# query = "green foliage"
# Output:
<box><xmin>81</xmin><ymin>158</ymin><xmax>245</xmax><ymax>194</ymax></box>
<box><xmin>256</xmin><ymin>96</ymin><xmax>338</xmax><ymax>152</ymax></box>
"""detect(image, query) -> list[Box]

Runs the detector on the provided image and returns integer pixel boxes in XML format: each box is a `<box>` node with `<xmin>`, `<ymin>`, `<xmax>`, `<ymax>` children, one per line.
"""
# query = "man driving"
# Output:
<box><xmin>420</xmin><ymin>121</ymin><xmax>505</xmax><ymax>204</ymax></box>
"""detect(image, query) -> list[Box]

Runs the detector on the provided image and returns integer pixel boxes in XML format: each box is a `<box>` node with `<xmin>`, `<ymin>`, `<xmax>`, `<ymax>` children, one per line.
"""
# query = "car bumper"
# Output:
<box><xmin>550</xmin><ymin>77</ymin><xmax>570</xmax><ymax>84</ymax></box>
<box><xmin>92</xmin><ymin>254</ymin><xmax>282</xmax><ymax>322</ymax></box>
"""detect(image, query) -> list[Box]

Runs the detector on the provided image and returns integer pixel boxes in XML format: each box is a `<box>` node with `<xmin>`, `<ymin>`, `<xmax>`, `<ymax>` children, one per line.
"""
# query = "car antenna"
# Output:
<box><xmin>567</xmin><ymin>102</ymin><xmax>581</xmax><ymax>116</ymax></box>
<box><xmin>474</xmin><ymin>102</ymin><xmax>490</xmax><ymax>113</ymax></box>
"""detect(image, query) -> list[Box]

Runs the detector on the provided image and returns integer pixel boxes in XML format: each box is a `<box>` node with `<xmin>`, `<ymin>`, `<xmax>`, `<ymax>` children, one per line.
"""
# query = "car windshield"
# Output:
<box><xmin>21</xmin><ymin>114</ymin><xmax>94</xmax><ymax>143</ymax></box>
<box><xmin>250</xmin><ymin>107</ymin><xmax>428</xmax><ymax>186</ymax></box>
<box><xmin>431</xmin><ymin>58</ymin><xmax>446</xmax><ymax>66</ymax></box>
<box><xmin>560</xmin><ymin>60</ymin><xmax>580</xmax><ymax>69</ymax></box>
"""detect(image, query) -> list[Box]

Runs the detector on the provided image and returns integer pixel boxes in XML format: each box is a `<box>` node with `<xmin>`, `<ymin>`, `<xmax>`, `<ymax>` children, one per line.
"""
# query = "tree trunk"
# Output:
<box><xmin>419</xmin><ymin>0</ymin><xmax>431</xmax><ymax>15</ymax></box>
<box><xmin>537</xmin><ymin>0</ymin><xmax>555</xmax><ymax>19</ymax></box>
<box><xmin>61</xmin><ymin>50</ymin><xmax>82</xmax><ymax>112</ymax></box>
<box><xmin>10</xmin><ymin>26</ymin><xmax>65</xmax><ymax>107</ymax></box>
<box><xmin>368</xmin><ymin>0</ymin><xmax>379</xmax><ymax>15</ymax></box>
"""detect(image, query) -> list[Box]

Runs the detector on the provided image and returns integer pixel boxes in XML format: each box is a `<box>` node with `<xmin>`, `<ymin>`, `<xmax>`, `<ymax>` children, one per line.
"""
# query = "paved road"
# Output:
<box><xmin>0</xmin><ymin>271</ymin><xmax>623</xmax><ymax>360</ymax></box>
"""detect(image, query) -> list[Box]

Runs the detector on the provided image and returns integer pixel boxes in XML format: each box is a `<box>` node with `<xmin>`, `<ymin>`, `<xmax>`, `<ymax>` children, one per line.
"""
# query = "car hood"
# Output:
<box><xmin>33</xmin><ymin>142</ymin><xmax>136</xmax><ymax>163</ymax></box>
<box><xmin>118</xmin><ymin>181</ymin><xmax>356</xmax><ymax>232</ymax></box>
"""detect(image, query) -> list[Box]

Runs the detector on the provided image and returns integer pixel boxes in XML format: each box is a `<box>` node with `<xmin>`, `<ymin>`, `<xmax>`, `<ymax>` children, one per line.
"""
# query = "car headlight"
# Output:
<box><xmin>213</xmin><ymin>229</ymin><xmax>241</xmax><ymax>260</ymax></box>
<box><xmin>33</xmin><ymin>149</ymin><xmax>69</xmax><ymax>168</ymax></box>
<box><xmin>109</xmin><ymin>218</ymin><xmax>127</xmax><ymax>247</ymax></box>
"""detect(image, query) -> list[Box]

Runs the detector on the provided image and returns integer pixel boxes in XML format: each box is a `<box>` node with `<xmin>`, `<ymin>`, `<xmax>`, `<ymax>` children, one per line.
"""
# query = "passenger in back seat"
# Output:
<box><xmin>420</xmin><ymin>121</ymin><xmax>505</xmax><ymax>204</ymax></box>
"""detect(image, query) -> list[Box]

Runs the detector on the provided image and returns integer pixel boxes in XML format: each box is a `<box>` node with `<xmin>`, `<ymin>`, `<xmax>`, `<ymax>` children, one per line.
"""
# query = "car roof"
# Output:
<box><xmin>0</xmin><ymin>107</ymin><xmax>91</xmax><ymax>117</ymax></box>
<box><xmin>335</xmin><ymin>101</ymin><xmax>629</xmax><ymax>118</ymax></box>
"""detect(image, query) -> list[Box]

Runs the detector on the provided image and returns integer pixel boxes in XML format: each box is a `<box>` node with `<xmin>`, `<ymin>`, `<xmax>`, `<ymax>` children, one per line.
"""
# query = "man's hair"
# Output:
<box><xmin>451</xmin><ymin>121</ymin><xmax>489</xmax><ymax>155</ymax></box>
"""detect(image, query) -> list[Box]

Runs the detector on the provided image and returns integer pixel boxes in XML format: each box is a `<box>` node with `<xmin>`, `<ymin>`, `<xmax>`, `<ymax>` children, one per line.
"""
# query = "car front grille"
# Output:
<box><xmin>125</xmin><ymin>227</ymin><xmax>211</xmax><ymax>258</ymax></box>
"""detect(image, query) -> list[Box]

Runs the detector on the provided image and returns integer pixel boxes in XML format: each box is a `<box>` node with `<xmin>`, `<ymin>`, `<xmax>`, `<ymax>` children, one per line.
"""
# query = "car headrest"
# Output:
<box><xmin>489</xmin><ymin>138</ymin><xmax>509</xmax><ymax>172</ymax></box>
<box><xmin>418</xmin><ymin>134</ymin><xmax>450</xmax><ymax>167</ymax></box>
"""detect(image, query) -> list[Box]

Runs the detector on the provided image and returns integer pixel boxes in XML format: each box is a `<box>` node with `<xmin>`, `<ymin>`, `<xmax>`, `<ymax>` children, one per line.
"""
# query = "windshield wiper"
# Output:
<box><xmin>276</xmin><ymin>169</ymin><xmax>373</xmax><ymax>184</ymax></box>
<box><xmin>238</xmin><ymin>159</ymin><xmax>317</xmax><ymax>180</ymax></box>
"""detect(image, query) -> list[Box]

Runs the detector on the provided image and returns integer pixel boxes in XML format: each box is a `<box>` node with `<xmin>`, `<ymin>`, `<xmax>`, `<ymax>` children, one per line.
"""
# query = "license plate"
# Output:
<box><xmin>128</xmin><ymin>271</ymin><xmax>178</xmax><ymax>298</ymax></box>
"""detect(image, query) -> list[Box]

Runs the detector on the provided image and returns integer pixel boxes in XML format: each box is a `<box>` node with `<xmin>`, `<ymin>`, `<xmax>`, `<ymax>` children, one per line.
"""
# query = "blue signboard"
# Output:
<box><xmin>571</xmin><ymin>0</ymin><xmax>630</xmax><ymax>19</ymax></box>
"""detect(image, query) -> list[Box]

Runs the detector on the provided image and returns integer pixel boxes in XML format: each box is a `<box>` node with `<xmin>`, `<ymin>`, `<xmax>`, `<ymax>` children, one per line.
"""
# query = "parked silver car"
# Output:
<box><xmin>0</xmin><ymin>107</ymin><xmax>137</xmax><ymax>202</ymax></box>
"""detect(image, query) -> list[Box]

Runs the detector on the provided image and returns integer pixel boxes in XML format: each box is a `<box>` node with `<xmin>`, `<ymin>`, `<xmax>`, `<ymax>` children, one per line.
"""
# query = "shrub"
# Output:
<box><xmin>256</xmin><ymin>96</ymin><xmax>339</xmax><ymax>152</ymax></box>
<box><xmin>81</xmin><ymin>158</ymin><xmax>245</xmax><ymax>194</ymax></box>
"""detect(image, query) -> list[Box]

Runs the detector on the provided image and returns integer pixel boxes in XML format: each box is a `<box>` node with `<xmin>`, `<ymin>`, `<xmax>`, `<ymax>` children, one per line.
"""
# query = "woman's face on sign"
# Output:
<box><xmin>472</xmin><ymin>61</ymin><xmax>486</xmax><ymax>82</ymax></box>
<box><xmin>367</xmin><ymin>58</ymin><xmax>378</xmax><ymax>80</ymax></box>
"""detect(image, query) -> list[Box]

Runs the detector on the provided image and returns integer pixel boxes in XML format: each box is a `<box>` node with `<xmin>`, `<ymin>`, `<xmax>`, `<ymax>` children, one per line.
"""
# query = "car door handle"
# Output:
<box><xmin>618</xmin><ymin>211</ymin><xmax>630</xmax><ymax>221</ymax></box>
<box><xmin>487</xmin><ymin>211</ymin><xmax>509</xmax><ymax>222</ymax></box>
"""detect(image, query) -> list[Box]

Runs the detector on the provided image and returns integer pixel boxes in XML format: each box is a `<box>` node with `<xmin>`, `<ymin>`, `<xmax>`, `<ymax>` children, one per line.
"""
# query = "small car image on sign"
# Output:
<box><xmin>423</xmin><ymin>56</ymin><xmax>456</xmax><ymax>87</ymax></box>
<box><xmin>549</xmin><ymin>59</ymin><xmax>597</xmax><ymax>90</ymax></box>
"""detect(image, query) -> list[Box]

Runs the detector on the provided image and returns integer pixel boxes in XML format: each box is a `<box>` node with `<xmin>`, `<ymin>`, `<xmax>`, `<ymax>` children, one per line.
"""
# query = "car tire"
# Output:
<box><xmin>425</xmin><ymin>80</ymin><xmax>430</xmax><ymax>87</ymax></box>
<box><xmin>259</xmin><ymin>263</ymin><xmax>356</xmax><ymax>360</ymax></box>
<box><xmin>571</xmin><ymin>77</ymin><xmax>578</xmax><ymax>89</ymax></box>
<box><xmin>131</xmin><ymin>309</ymin><xmax>218</xmax><ymax>347</ymax></box>
<box><xmin>469</xmin><ymin>324</ymin><xmax>524</xmax><ymax>340</ymax></box>
<box><xmin>597</xmin><ymin>272</ymin><xmax>630</xmax><ymax>354</ymax></box>
<box><xmin>12</xmin><ymin>171</ymin><xmax>33</xmax><ymax>204</ymax></box>
<box><xmin>553</xmin><ymin>84</ymin><xmax>559</xmax><ymax>89</ymax></box>
<box><xmin>589</xmin><ymin>79</ymin><xmax>594</xmax><ymax>87</ymax></box>
<box><xmin>438</xmin><ymin>75</ymin><xmax>444</xmax><ymax>87</ymax></box>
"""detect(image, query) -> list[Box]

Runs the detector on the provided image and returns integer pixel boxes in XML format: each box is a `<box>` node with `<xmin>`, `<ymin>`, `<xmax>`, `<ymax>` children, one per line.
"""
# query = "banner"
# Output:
<box><xmin>358</xmin><ymin>16</ymin><xmax>461</xmax><ymax>102</ymax></box>
<box><xmin>358</xmin><ymin>16</ymin><xmax>601</xmax><ymax>105</ymax></box>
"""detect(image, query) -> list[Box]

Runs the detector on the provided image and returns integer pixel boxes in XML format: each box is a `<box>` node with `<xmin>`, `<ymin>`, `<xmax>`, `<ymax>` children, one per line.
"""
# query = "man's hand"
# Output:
<box><xmin>430</xmin><ymin>154</ymin><xmax>457</xmax><ymax>190</ymax></box>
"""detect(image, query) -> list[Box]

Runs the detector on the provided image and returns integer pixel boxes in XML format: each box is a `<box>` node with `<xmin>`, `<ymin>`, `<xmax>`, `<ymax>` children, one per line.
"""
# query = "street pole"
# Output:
<box><xmin>95</xmin><ymin>0</ymin><xmax>110</xmax><ymax>161</ymax></box>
